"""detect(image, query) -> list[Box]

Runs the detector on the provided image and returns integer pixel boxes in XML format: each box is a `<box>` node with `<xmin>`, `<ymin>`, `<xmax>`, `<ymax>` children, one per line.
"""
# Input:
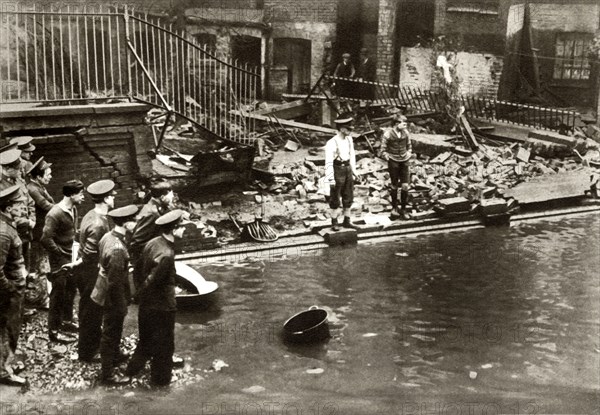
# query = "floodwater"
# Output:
<box><xmin>12</xmin><ymin>213</ymin><xmax>600</xmax><ymax>414</ymax></box>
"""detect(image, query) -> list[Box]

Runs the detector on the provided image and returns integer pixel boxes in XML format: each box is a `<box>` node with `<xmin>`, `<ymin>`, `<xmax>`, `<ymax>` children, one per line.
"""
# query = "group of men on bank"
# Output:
<box><xmin>1</xmin><ymin>137</ymin><xmax>186</xmax><ymax>387</ymax></box>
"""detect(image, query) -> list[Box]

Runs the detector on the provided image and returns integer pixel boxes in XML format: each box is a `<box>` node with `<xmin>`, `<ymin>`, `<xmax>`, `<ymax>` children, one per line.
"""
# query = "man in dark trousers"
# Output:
<box><xmin>41</xmin><ymin>180</ymin><xmax>85</xmax><ymax>343</ymax></box>
<box><xmin>0</xmin><ymin>185</ymin><xmax>27</xmax><ymax>386</ymax></box>
<box><xmin>356</xmin><ymin>48</ymin><xmax>376</xmax><ymax>100</ymax></box>
<box><xmin>129</xmin><ymin>181</ymin><xmax>174</xmax><ymax>291</ymax></box>
<box><xmin>379</xmin><ymin>114</ymin><xmax>413</xmax><ymax>220</ymax></box>
<box><xmin>91</xmin><ymin>204</ymin><xmax>138</xmax><ymax>385</ymax></box>
<box><xmin>333</xmin><ymin>52</ymin><xmax>355</xmax><ymax>99</ymax></box>
<box><xmin>126</xmin><ymin>210</ymin><xmax>185</xmax><ymax>387</ymax></box>
<box><xmin>75</xmin><ymin>180</ymin><xmax>115</xmax><ymax>362</ymax></box>
<box><xmin>0</xmin><ymin>147</ymin><xmax>36</xmax><ymax>271</ymax></box>
<box><xmin>324</xmin><ymin>117</ymin><xmax>359</xmax><ymax>231</ymax></box>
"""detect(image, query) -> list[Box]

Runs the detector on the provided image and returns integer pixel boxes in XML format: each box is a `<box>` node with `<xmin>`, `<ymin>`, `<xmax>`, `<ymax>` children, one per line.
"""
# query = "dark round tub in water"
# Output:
<box><xmin>283</xmin><ymin>306</ymin><xmax>330</xmax><ymax>344</ymax></box>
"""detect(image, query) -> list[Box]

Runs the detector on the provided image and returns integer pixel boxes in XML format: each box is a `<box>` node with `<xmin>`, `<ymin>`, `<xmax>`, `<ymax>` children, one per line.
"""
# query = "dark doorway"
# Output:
<box><xmin>335</xmin><ymin>0</ymin><xmax>363</xmax><ymax>67</ymax></box>
<box><xmin>397</xmin><ymin>0</ymin><xmax>435</xmax><ymax>47</ymax></box>
<box><xmin>231</xmin><ymin>35</ymin><xmax>261</xmax><ymax>68</ymax></box>
<box><xmin>273</xmin><ymin>38</ymin><xmax>312</xmax><ymax>93</ymax></box>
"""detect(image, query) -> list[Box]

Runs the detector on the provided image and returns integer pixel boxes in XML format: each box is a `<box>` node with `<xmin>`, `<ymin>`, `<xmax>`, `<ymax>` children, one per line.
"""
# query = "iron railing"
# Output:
<box><xmin>322</xmin><ymin>75</ymin><xmax>579</xmax><ymax>132</ymax></box>
<box><xmin>0</xmin><ymin>6</ymin><xmax>259</xmax><ymax>145</ymax></box>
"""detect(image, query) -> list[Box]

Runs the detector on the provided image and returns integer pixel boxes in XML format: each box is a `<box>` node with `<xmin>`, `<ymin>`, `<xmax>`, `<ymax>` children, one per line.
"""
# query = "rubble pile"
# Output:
<box><xmin>14</xmin><ymin>313</ymin><xmax>206</xmax><ymax>394</ymax></box>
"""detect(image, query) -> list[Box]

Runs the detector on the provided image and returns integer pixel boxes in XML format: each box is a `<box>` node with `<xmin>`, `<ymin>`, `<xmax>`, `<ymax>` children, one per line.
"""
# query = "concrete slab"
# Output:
<box><xmin>503</xmin><ymin>169</ymin><xmax>591</xmax><ymax>205</ymax></box>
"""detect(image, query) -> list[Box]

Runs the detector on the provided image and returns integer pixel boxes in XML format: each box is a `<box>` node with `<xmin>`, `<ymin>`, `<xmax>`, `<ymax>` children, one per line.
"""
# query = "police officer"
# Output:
<box><xmin>0</xmin><ymin>185</ymin><xmax>27</xmax><ymax>386</ymax></box>
<box><xmin>126</xmin><ymin>210</ymin><xmax>185</xmax><ymax>387</ymax></box>
<box><xmin>129</xmin><ymin>181</ymin><xmax>174</xmax><ymax>290</ymax></box>
<box><xmin>0</xmin><ymin>148</ymin><xmax>36</xmax><ymax>271</ymax></box>
<box><xmin>75</xmin><ymin>180</ymin><xmax>115</xmax><ymax>362</ymax></box>
<box><xmin>324</xmin><ymin>117</ymin><xmax>359</xmax><ymax>231</ymax></box>
<box><xmin>9</xmin><ymin>136</ymin><xmax>36</xmax><ymax>178</ymax></box>
<box><xmin>92</xmin><ymin>204</ymin><xmax>138</xmax><ymax>385</ymax></box>
<box><xmin>41</xmin><ymin>180</ymin><xmax>85</xmax><ymax>343</ymax></box>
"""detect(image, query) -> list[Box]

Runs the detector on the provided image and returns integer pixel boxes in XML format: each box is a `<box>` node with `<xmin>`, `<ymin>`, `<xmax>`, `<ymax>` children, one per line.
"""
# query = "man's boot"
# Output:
<box><xmin>331</xmin><ymin>218</ymin><xmax>340</xmax><ymax>231</ymax></box>
<box><xmin>390</xmin><ymin>190</ymin><xmax>400</xmax><ymax>219</ymax></box>
<box><xmin>342</xmin><ymin>216</ymin><xmax>358</xmax><ymax>229</ymax></box>
<box><xmin>400</xmin><ymin>189</ymin><xmax>410</xmax><ymax>220</ymax></box>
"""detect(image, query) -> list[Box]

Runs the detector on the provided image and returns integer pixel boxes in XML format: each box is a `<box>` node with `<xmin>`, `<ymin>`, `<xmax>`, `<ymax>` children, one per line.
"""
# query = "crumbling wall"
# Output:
<box><xmin>0</xmin><ymin>103</ymin><xmax>154</xmax><ymax>210</ymax></box>
<box><xmin>376</xmin><ymin>0</ymin><xmax>398</xmax><ymax>84</ymax></box>
<box><xmin>498</xmin><ymin>3</ymin><xmax>525</xmax><ymax>101</ymax></box>
<box><xmin>399</xmin><ymin>47</ymin><xmax>503</xmax><ymax>98</ymax></box>
<box><xmin>527</xmin><ymin>2</ymin><xmax>599</xmax><ymax>107</ymax></box>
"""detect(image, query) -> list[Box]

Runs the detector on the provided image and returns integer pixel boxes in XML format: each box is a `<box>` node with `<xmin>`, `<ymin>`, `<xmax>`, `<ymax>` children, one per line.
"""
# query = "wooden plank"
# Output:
<box><xmin>232</xmin><ymin>110</ymin><xmax>338</xmax><ymax>134</ymax></box>
<box><xmin>460</xmin><ymin>115</ymin><xmax>479</xmax><ymax>150</ymax></box>
<box><xmin>254</xmin><ymin>99</ymin><xmax>313</xmax><ymax>119</ymax></box>
<box><xmin>503</xmin><ymin>170</ymin><xmax>590</xmax><ymax>204</ymax></box>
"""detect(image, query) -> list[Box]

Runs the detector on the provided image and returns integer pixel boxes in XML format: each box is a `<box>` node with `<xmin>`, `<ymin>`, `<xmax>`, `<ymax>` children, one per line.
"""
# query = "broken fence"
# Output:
<box><xmin>324</xmin><ymin>75</ymin><xmax>579</xmax><ymax>132</ymax></box>
<box><xmin>0</xmin><ymin>6</ymin><xmax>259</xmax><ymax>145</ymax></box>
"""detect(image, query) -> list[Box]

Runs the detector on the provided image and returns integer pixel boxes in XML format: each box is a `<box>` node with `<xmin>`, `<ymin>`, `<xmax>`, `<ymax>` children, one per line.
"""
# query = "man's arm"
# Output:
<box><xmin>41</xmin><ymin>211</ymin><xmax>63</xmax><ymax>257</ymax></box>
<box><xmin>135</xmin><ymin>251</ymin><xmax>171</xmax><ymax>296</ymax></box>
<box><xmin>379</xmin><ymin>130</ymin><xmax>390</xmax><ymax>160</ymax></box>
<box><xmin>28</xmin><ymin>184</ymin><xmax>54</xmax><ymax>212</ymax></box>
<box><xmin>324</xmin><ymin>139</ymin><xmax>336</xmax><ymax>184</ymax></box>
<box><xmin>349</xmin><ymin>137</ymin><xmax>357</xmax><ymax>176</ymax></box>
<box><xmin>0</xmin><ymin>233</ymin><xmax>17</xmax><ymax>293</ymax></box>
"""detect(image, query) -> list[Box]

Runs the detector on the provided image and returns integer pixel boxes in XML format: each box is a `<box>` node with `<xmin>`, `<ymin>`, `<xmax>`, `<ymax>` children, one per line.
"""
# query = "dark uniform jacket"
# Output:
<box><xmin>41</xmin><ymin>204</ymin><xmax>78</xmax><ymax>265</ymax></box>
<box><xmin>0</xmin><ymin>213</ymin><xmax>26</xmax><ymax>298</ymax></box>
<box><xmin>78</xmin><ymin>210</ymin><xmax>110</xmax><ymax>265</ymax></box>
<box><xmin>0</xmin><ymin>176</ymin><xmax>36</xmax><ymax>242</ymax></box>
<box><xmin>94</xmin><ymin>230</ymin><xmax>130</xmax><ymax>314</ymax></box>
<box><xmin>27</xmin><ymin>179</ymin><xmax>54</xmax><ymax>241</ymax></box>
<box><xmin>137</xmin><ymin>235</ymin><xmax>176</xmax><ymax>312</ymax></box>
<box><xmin>129</xmin><ymin>198</ymin><xmax>163</xmax><ymax>256</ymax></box>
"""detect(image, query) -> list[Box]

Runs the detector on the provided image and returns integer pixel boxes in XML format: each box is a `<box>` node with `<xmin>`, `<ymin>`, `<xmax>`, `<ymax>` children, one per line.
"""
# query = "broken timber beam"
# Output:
<box><xmin>232</xmin><ymin>110</ymin><xmax>338</xmax><ymax>134</ymax></box>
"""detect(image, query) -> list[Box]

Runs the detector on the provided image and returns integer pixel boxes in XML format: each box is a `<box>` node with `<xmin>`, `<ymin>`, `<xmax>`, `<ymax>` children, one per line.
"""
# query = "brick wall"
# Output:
<box><xmin>265</xmin><ymin>0</ymin><xmax>338</xmax><ymax>23</ymax></box>
<box><xmin>528</xmin><ymin>3</ymin><xmax>599</xmax><ymax>32</ymax></box>
<box><xmin>0</xmin><ymin>104</ymin><xmax>154</xmax><ymax>211</ymax></box>
<box><xmin>399</xmin><ymin>47</ymin><xmax>504</xmax><ymax>98</ymax></box>
<box><xmin>376</xmin><ymin>0</ymin><xmax>397</xmax><ymax>84</ymax></box>
<box><xmin>271</xmin><ymin>23</ymin><xmax>337</xmax><ymax>87</ymax></box>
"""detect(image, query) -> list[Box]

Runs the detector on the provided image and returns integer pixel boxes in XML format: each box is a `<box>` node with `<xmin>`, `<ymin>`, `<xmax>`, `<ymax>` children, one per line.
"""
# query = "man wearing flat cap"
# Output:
<box><xmin>75</xmin><ymin>179</ymin><xmax>116</xmax><ymax>362</ymax></box>
<box><xmin>356</xmin><ymin>48</ymin><xmax>376</xmax><ymax>100</ymax></box>
<box><xmin>92</xmin><ymin>205</ymin><xmax>139</xmax><ymax>385</ymax></box>
<box><xmin>41</xmin><ymin>180</ymin><xmax>85</xmax><ymax>343</ymax></box>
<box><xmin>333</xmin><ymin>52</ymin><xmax>356</xmax><ymax>99</ymax></box>
<box><xmin>0</xmin><ymin>185</ymin><xmax>28</xmax><ymax>386</ymax></box>
<box><xmin>9</xmin><ymin>136</ymin><xmax>36</xmax><ymax>178</ymax></box>
<box><xmin>0</xmin><ymin>148</ymin><xmax>36</xmax><ymax>270</ymax></box>
<box><xmin>325</xmin><ymin>117</ymin><xmax>359</xmax><ymax>231</ymax></box>
<box><xmin>127</xmin><ymin>209</ymin><xmax>185</xmax><ymax>387</ymax></box>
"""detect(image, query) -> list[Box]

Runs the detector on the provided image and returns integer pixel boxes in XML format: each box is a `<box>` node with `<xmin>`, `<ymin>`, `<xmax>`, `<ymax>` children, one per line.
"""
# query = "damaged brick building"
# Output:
<box><xmin>370</xmin><ymin>0</ymin><xmax>599</xmax><ymax>115</ymax></box>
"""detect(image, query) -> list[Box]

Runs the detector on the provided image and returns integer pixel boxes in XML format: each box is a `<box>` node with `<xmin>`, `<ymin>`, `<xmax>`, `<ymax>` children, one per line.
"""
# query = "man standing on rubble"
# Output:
<box><xmin>325</xmin><ymin>117</ymin><xmax>359</xmax><ymax>231</ymax></box>
<box><xmin>379</xmin><ymin>114</ymin><xmax>413</xmax><ymax>220</ymax></box>
<box><xmin>75</xmin><ymin>180</ymin><xmax>115</xmax><ymax>362</ymax></box>
<box><xmin>41</xmin><ymin>180</ymin><xmax>85</xmax><ymax>343</ymax></box>
<box><xmin>0</xmin><ymin>185</ymin><xmax>27</xmax><ymax>387</ymax></box>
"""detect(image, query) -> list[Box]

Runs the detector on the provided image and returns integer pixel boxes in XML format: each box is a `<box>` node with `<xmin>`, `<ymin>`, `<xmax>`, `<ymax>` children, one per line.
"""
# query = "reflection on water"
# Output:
<box><xmin>183</xmin><ymin>213</ymin><xmax>600</xmax><ymax>411</ymax></box>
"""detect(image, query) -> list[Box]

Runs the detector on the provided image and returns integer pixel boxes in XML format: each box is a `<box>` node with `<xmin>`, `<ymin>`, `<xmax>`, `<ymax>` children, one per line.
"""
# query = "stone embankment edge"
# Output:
<box><xmin>177</xmin><ymin>202</ymin><xmax>600</xmax><ymax>263</ymax></box>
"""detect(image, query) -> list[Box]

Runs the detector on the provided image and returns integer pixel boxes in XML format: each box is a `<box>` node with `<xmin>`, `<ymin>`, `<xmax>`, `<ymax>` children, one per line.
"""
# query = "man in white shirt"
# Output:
<box><xmin>325</xmin><ymin>117</ymin><xmax>359</xmax><ymax>231</ymax></box>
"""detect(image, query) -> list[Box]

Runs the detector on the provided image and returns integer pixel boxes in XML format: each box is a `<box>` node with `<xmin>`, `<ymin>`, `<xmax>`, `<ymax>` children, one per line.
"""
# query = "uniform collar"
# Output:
<box><xmin>0</xmin><ymin>211</ymin><xmax>15</xmax><ymax>227</ymax></box>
